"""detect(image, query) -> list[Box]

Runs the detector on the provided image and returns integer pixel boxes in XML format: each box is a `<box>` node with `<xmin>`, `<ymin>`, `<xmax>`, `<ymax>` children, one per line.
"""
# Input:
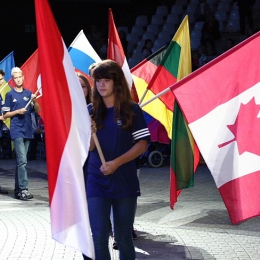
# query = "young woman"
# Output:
<box><xmin>85</xmin><ymin>59</ymin><xmax>150</xmax><ymax>260</ymax></box>
<box><xmin>77</xmin><ymin>73</ymin><xmax>92</xmax><ymax>104</ymax></box>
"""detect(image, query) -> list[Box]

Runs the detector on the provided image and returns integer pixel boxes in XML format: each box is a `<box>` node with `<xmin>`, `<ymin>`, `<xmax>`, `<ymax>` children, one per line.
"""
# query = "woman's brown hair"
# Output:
<box><xmin>92</xmin><ymin>59</ymin><xmax>134</xmax><ymax>130</ymax></box>
<box><xmin>77</xmin><ymin>73</ymin><xmax>92</xmax><ymax>104</ymax></box>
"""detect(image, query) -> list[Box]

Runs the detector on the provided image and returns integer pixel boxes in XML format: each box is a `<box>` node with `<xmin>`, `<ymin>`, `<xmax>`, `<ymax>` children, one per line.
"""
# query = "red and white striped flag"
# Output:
<box><xmin>107</xmin><ymin>8</ymin><xmax>139</xmax><ymax>102</ymax></box>
<box><xmin>35</xmin><ymin>0</ymin><xmax>94</xmax><ymax>258</ymax></box>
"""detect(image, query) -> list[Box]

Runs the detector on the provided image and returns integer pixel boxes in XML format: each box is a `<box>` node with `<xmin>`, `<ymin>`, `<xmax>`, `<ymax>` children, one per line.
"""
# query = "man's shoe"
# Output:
<box><xmin>15</xmin><ymin>190</ymin><xmax>33</xmax><ymax>201</ymax></box>
<box><xmin>0</xmin><ymin>186</ymin><xmax>8</xmax><ymax>194</ymax></box>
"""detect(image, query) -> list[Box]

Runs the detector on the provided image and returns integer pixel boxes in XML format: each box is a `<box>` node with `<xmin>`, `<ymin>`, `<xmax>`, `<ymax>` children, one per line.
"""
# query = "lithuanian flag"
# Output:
<box><xmin>132</xmin><ymin>16</ymin><xmax>200</xmax><ymax>208</ymax></box>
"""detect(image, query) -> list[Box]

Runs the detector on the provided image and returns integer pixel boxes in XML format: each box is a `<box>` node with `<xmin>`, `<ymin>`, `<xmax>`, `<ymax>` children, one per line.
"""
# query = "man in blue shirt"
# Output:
<box><xmin>3</xmin><ymin>67</ymin><xmax>40</xmax><ymax>200</ymax></box>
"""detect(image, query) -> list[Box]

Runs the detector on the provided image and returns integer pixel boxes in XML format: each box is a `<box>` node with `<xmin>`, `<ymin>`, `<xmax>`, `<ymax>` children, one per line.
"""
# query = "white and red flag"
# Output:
<box><xmin>35</xmin><ymin>0</ymin><xmax>94</xmax><ymax>258</ymax></box>
<box><xmin>172</xmin><ymin>32</ymin><xmax>260</xmax><ymax>224</ymax></box>
<box><xmin>107</xmin><ymin>8</ymin><xmax>139</xmax><ymax>102</ymax></box>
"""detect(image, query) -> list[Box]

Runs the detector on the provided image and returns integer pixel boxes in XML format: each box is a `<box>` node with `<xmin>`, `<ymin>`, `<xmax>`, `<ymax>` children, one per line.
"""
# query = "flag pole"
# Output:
<box><xmin>138</xmin><ymin>88</ymin><xmax>148</xmax><ymax>105</ymax></box>
<box><xmin>24</xmin><ymin>87</ymin><xmax>42</xmax><ymax>109</ymax></box>
<box><xmin>139</xmin><ymin>86</ymin><xmax>171</xmax><ymax>108</ymax></box>
<box><xmin>92</xmin><ymin>133</ymin><xmax>106</xmax><ymax>167</ymax></box>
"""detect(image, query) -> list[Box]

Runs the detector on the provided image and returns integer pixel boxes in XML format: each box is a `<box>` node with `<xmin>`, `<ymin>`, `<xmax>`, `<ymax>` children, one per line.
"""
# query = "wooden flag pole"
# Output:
<box><xmin>92</xmin><ymin>132</ymin><xmax>106</xmax><ymax>167</ymax></box>
<box><xmin>139</xmin><ymin>86</ymin><xmax>171</xmax><ymax>108</ymax></box>
<box><xmin>138</xmin><ymin>88</ymin><xmax>148</xmax><ymax>105</ymax></box>
<box><xmin>24</xmin><ymin>87</ymin><xmax>42</xmax><ymax>109</ymax></box>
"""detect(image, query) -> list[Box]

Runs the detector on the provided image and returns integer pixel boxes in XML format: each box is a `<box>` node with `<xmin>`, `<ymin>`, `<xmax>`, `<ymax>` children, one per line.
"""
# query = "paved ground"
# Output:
<box><xmin>0</xmin><ymin>158</ymin><xmax>260</xmax><ymax>260</ymax></box>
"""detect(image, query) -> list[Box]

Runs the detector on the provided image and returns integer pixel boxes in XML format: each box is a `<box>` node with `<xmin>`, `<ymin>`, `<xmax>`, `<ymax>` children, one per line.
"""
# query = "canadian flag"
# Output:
<box><xmin>35</xmin><ymin>0</ymin><xmax>94</xmax><ymax>258</ymax></box>
<box><xmin>172</xmin><ymin>32</ymin><xmax>260</xmax><ymax>224</ymax></box>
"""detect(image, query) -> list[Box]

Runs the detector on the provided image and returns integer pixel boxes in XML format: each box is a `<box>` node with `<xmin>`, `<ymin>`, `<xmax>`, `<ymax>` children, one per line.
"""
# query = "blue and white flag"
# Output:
<box><xmin>68</xmin><ymin>30</ymin><xmax>101</xmax><ymax>76</ymax></box>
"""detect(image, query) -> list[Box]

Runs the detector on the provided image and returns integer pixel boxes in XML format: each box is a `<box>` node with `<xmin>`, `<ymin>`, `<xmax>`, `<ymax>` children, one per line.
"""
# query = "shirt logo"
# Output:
<box><xmin>23</xmin><ymin>97</ymin><xmax>30</xmax><ymax>101</ymax></box>
<box><xmin>116</xmin><ymin>118</ymin><xmax>122</xmax><ymax>126</ymax></box>
<box><xmin>13</xmin><ymin>99</ymin><xmax>17</xmax><ymax>102</ymax></box>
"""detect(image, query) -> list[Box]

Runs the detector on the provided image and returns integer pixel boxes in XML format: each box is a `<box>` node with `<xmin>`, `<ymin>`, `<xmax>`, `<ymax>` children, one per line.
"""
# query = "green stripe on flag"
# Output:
<box><xmin>161</xmin><ymin>41</ymin><xmax>181</xmax><ymax>79</ymax></box>
<box><xmin>171</xmin><ymin>100</ymin><xmax>194</xmax><ymax>189</ymax></box>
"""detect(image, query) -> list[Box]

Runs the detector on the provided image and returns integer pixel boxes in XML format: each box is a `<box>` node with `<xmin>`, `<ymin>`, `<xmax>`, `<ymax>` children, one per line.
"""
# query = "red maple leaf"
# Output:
<box><xmin>218</xmin><ymin>98</ymin><xmax>260</xmax><ymax>155</ymax></box>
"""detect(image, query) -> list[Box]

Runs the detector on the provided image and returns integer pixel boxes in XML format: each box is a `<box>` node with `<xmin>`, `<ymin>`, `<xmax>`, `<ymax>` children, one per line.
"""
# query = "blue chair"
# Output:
<box><xmin>146</xmin><ymin>24</ymin><xmax>160</xmax><ymax>36</ymax></box>
<box><xmin>166</xmin><ymin>13</ymin><xmax>180</xmax><ymax>25</ymax></box>
<box><xmin>142</xmin><ymin>32</ymin><xmax>156</xmax><ymax>42</ymax></box>
<box><xmin>135</xmin><ymin>15</ymin><xmax>148</xmax><ymax>27</ymax></box>
<box><xmin>150</xmin><ymin>14</ymin><xmax>164</xmax><ymax>26</ymax></box>
<box><xmin>226</xmin><ymin>20</ymin><xmax>240</xmax><ymax>33</ymax></box>
<box><xmin>170</xmin><ymin>4</ymin><xmax>183</xmax><ymax>15</ymax></box>
<box><xmin>131</xmin><ymin>25</ymin><xmax>144</xmax><ymax>38</ymax></box>
<box><xmin>156</xmin><ymin>5</ymin><xmax>169</xmax><ymax>17</ymax></box>
<box><xmin>126</xmin><ymin>32</ymin><xmax>139</xmax><ymax>45</ymax></box>
<box><xmin>190</xmin><ymin>29</ymin><xmax>201</xmax><ymax>50</ymax></box>
<box><xmin>117</xmin><ymin>26</ymin><xmax>128</xmax><ymax>36</ymax></box>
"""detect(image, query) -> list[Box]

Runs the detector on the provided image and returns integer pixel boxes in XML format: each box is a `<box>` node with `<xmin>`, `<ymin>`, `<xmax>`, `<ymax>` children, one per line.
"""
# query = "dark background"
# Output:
<box><xmin>1</xmin><ymin>0</ymin><xmax>163</xmax><ymax>65</ymax></box>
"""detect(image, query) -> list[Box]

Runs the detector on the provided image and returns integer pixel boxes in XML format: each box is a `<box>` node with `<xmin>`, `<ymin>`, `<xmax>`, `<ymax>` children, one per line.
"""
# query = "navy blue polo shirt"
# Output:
<box><xmin>86</xmin><ymin>103</ymin><xmax>150</xmax><ymax>199</ymax></box>
<box><xmin>3</xmin><ymin>88</ymin><xmax>34</xmax><ymax>140</ymax></box>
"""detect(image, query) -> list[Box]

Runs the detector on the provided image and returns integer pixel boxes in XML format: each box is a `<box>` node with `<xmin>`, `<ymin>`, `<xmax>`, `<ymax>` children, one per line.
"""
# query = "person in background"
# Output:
<box><xmin>27</xmin><ymin>112</ymin><xmax>44</xmax><ymax>160</ymax></box>
<box><xmin>197</xmin><ymin>45</ymin><xmax>208</xmax><ymax>67</ymax></box>
<box><xmin>222</xmin><ymin>38</ymin><xmax>235</xmax><ymax>53</ymax></box>
<box><xmin>0</xmin><ymin>70</ymin><xmax>8</xmax><ymax>194</ymax></box>
<box><xmin>141</xmin><ymin>39</ymin><xmax>153</xmax><ymax>59</ymax></box>
<box><xmin>3</xmin><ymin>67</ymin><xmax>40</xmax><ymax>200</ymax></box>
<box><xmin>77</xmin><ymin>73</ymin><xmax>92</xmax><ymax>104</ymax></box>
<box><xmin>234</xmin><ymin>0</ymin><xmax>255</xmax><ymax>36</ymax></box>
<box><xmin>84</xmin><ymin>60</ymin><xmax>150</xmax><ymax>260</ymax></box>
<box><xmin>201</xmin><ymin>12</ymin><xmax>221</xmax><ymax>50</ymax></box>
<box><xmin>194</xmin><ymin>0</ymin><xmax>211</xmax><ymax>22</ymax></box>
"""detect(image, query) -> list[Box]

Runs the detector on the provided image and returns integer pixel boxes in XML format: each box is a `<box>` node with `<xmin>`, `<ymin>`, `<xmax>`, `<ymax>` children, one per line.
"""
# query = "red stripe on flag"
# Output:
<box><xmin>35</xmin><ymin>1</ymin><xmax>72</xmax><ymax>203</ymax></box>
<box><xmin>170</xmin><ymin>168</ymin><xmax>182</xmax><ymax>209</ymax></box>
<box><xmin>108</xmin><ymin>8</ymin><xmax>124</xmax><ymax>66</ymax></box>
<box><xmin>131</xmin><ymin>60</ymin><xmax>158</xmax><ymax>86</ymax></box>
<box><xmin>219</xmin><ymin>171</ymin><xmax>260</xmax><ymax>224</ymax></box>
<box><xmin>147</xmin><ymin>64</ymin><xmax>177</xmax><ymax>112</ymax></box>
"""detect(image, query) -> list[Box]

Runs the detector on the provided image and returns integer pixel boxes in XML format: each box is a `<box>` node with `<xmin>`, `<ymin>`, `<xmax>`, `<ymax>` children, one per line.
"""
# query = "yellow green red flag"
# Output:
<box><xmin>132</xmin><ymin>16</ymin><xmax>200</xmax><ymax>208</ymax></box>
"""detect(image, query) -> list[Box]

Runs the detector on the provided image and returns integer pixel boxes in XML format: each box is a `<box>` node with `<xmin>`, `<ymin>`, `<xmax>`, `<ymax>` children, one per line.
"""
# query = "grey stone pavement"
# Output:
<box><xmin>0</xmin><ymin>158</ymin><xmax>260</xmax><ymax>260</ymax></box>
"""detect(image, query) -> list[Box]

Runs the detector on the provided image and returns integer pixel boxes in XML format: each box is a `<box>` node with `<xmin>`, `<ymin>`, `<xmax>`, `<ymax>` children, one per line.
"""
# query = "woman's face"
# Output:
<box><xmin>96</xmin><ymin>78</ymin><xmax>114</xmax><ymax>98</ymax></box>
<box><xmin>79</xmin><ymin>77</ymin><xmax>88</xmax><ymax>98</ymax></box>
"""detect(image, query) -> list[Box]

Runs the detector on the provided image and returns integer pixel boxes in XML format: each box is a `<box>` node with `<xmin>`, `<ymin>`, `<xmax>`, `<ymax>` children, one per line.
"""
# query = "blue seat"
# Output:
<box><xmin>157</xmin><ymin>31</ymin><xmax>171</xmax><ymax>44</ymax></box>
<box><xmin>170</xmin><ymin>4</ymin><xmax>183</xmax><ymax>15</ymax></box>
<box><xmin>166</xmin><ymin>13</ymin><xmax>180</xmax><ymax>25</ymax></box>
<box><xmin>135</xmin><ymin>15</ymin><xmax>148</xmax><ymax>27</ymax></box>
<box><xmin>117</xmin><ymin>26</ymin><xmax>128</xmax><ymax>36</ymax></box>
<box><xmin>146</xmin><ymin>24</ymin><xmax>160</xmax><ymax>36</ymax></box>
<box><xmin>150</xmin><ymin>14</ymin><xmax>164</xmax><ymax>26</ymax></box>
<box><xmin>142</xmin><ymin>31</ymin><xmax>156</xmax><ymax>42</ymax></box>
<box><xmin>186</xmin><ymin>3</ymin><xmax>197</xmax><ymax>14</ymax></box>
<box><xmin>128</xmin><ymin>56</ymin><xmax>141</xmax><ymax>68</ymax></box>
<box><xmin>156</xmin><ymin>5</ymin><xmax>169</xmax><ymax>17</ymax></box>
<box><xmin>226</xmin><ymin>20</ymin><xmax>240</xmax><ymax>33</ymax></box>
<box><xmin>190</xmin><ymin>29</ymin><xmax>201</xmax><ymax>50</ymax></box>
<box><xmin>215</xmin><ymin>10</ymin><xmax>228</xmax><ymax>23</ymax></box>
<box><xmin>126</xmin><ymin>32</ymin><xmax>139</xmax><ymax>45</ymax></box>
<box><xmin>152</xmin><ymin>38</ymin><xmax>168</xmax><ymax>51</ymax></box>
<box><xmin>131</xmin><ymin>25</ymin><xmax>144</xmax><ymax>38</ymax></box>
